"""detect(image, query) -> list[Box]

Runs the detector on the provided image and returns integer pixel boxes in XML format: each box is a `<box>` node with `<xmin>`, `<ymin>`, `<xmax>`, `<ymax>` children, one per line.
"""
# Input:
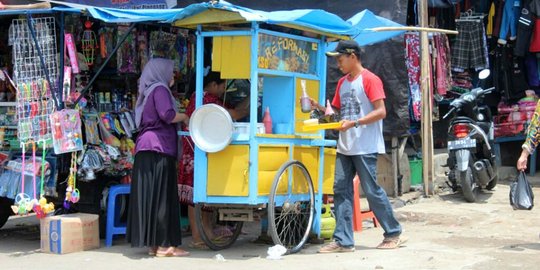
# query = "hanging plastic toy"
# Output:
<box><xmin>50</xmin><ymin>109</ymin><xmax>83</xmax><ymax>154</ymax></box>
<box><xmin>64</xmin><ymin>152</ymin><xmax>80</xmax><ymax>209</ymax></box>
<box><xmin>11</xmin><ymin>143</ymin><xmax>31</xmax><ymax>215</ymax></box>
<box><xmin>34</xmin><ymin>141</ymin><xmax>54</xmax><ymax>218</ymax></box>
<box><xmin>81</xmin><ymin>20</ymin><xmax>97</xmax><ymax>68</ymax></box>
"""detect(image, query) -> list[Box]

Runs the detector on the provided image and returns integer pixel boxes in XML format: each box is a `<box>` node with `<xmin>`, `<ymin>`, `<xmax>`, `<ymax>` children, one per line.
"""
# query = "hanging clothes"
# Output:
<box><xmin>405</xmin><ymin>33</ymin><xmax>422</xmax><ymax>122</ymax></box>
<box><xmin>452</xmin><ymin>20</ymin><xmax>490</xmax><ymax>71</ymax></box>
<box><xmin>433</xmin><ymin>34</ymin><xmax>452</xmax><ymax>95</ymax></box>
<box><xmin>498</xmin><ymin>0</ymin><xmax>522</xmax><ymax>44</ymax></box>
<box><xmin>525</xmin><ymin>53</ymin><xmax>540</xmax><ymax>87</ymax></box>
<box><xmin>514</xmin><ymin>1</ymin><xmax>534</xmax><ymax>56</ymax></box>
<box><xmin>494</xmin><ymin>44</ymin><xmax>529</xmax><ymax>102</ymax></box>
<box><xmin>492</xmin><ymin>0</ymin><xmax>506</xmax><ymax>39</ymax></box>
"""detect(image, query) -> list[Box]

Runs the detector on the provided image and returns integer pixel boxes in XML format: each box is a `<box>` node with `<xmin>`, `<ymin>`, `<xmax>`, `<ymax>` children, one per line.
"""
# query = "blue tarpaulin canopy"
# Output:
<box><xmin>43</xmin><ymin>0</ymin><xmax>356</xmax><ymax>39</ymax></box>
<box><xmin>170</xmin><ymin>1</ymin><xmax>356</xmax><ymax>38</ymax></box>
<box><xmin>327</xmin><ymin>9</ymin><xmax>404</xmax><ymax>51</ymax></box>
<box><xmin>347</xmin><ymin>9</ymin><xmax>405</xmax><ymax>46</ymax></box>
<box><xmin>4</xmin><ymin>2</ymin><xmax>404</xmax><ymax>43</ymax></box>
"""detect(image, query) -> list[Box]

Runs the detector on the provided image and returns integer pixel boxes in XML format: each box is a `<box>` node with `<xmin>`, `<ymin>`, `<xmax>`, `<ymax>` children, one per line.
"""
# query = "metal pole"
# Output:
<box><xmin>26</xmin><ymin>14</ymin><xmax>60</xmax><ymax>110</ymax></box>
<box><xmin>74</xmin><ymin>23</ymin><xmax>136</xmax><ymax>106</ymax></box>
<box><xmin>418</xmin><ymin>0</ymin><xmax>434</xmax><ymax>196</ymax></box>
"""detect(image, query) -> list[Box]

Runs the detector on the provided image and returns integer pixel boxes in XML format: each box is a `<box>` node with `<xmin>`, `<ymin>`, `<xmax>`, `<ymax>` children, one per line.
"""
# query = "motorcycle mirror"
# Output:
<box><xmin>478</xmin><ymin>69</ymin><xmax>491</xmax><ymax>80</ymax></box>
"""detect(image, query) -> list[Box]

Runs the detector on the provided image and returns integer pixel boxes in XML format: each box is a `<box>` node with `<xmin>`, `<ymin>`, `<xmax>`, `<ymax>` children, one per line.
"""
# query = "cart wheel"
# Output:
<box><xmin>268</xmin><ymin>160</ymin><xmax>315</xmax><ymax>254</ymax></box>
<box><xmin>194</xmin><ymin>203</ymin><xmax>243</xmax><ymax>251</ymax></box>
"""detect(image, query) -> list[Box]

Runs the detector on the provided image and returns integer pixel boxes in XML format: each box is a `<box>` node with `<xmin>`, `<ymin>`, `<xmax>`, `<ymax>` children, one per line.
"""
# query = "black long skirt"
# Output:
<box><xmin>127</xmin><ymin>151</ymin><xmax>182</xmax><ymax>247</ymax></box>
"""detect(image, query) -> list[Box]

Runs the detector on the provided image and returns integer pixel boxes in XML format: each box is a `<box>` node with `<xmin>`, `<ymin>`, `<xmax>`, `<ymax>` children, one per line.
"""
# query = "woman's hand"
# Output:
<box><xmin>182</xmin><ymin>115</ymin><xmax>190</xmax><ymax>126</ymax></box>
<box><xmin>172</xmin><ymin>112</ymin><xmax>189</xmax><ymax>124</ymax></box>
<box><xmin>517</xmin><ymin>149</ymin><xmax>530</xmax><ymax>171</ymax></box>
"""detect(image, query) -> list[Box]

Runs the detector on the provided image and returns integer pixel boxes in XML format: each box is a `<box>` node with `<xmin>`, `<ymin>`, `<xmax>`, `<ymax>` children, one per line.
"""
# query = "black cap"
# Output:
<box><xmin>326</xmin><ymin>40</ymin><xmax>361</xmax><ymax>57</ymax></box>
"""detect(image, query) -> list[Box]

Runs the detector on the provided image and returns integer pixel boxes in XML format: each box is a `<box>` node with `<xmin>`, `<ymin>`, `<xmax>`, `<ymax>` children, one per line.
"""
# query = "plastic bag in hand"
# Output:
<box><xmin>509</xmin><ymin>171</ymin><xmax>535</xmax><ymax>210</ymax></box>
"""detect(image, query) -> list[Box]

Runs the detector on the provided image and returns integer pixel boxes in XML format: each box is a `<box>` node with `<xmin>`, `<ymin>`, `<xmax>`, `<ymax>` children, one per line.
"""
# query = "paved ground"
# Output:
<box><xmin>1</xmin><ymin>180</ymin><xmax>539</xmax><ymax>270</ymax></box>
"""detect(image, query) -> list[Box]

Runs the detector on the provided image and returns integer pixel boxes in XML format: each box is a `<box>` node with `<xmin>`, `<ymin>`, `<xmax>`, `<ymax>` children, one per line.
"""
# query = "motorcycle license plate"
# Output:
<box><xmin>448</xmin><ymin>139</ymin><xmax>476</xmax><ymax>150</ymax></box>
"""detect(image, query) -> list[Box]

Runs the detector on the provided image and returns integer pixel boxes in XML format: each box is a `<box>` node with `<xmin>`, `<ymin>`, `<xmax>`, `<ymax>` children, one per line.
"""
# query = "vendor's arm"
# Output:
<box><xmin>154</xmin><ymin>86</ymin><xmax>189</xmax><ymax>124</ymax></box>
<box><xmin>358</xmin><ymin>99</ymin><xmax>386</xmax><ymax>125</ymax></box>
<box><xmin>518</xmin><ymin>100</ymin><xmax>540</xmax><ymax>170</ymax></box>
<box><xmin>339</xmin><ymin>99</ymin><xmax>386</xmax><ymax>130</ymax></box>
<box><xmin>522</xmin><ymin>100</ymin><xmax>540</xmax><ymax>155</ymax></box>
<box><xmin>308</xmin><ymin>78</ymin><xmax>344</xmax><ymax>114</ymax></box>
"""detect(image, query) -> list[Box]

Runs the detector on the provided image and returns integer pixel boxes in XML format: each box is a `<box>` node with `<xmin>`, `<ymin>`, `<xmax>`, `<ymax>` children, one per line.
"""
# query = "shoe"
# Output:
<box><xmin>318</xmin><ymin>241</ymin><xmax>355</xmax><ymax>253</ymax></box>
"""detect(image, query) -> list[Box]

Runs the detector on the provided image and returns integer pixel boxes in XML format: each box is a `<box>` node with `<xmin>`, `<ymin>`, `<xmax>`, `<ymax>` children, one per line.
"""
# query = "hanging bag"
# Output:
<box><xmin>509</xmin><ymin>171</ymin><xmax>535</xmax><ymax>210</ymax></box>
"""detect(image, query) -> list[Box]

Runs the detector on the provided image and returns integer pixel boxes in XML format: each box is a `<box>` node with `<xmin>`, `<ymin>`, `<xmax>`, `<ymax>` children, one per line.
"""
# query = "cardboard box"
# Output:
<box><xmin>40</xmin><ymin>213</ymin><xmax>100</xmax><ymax>254</ymax></box>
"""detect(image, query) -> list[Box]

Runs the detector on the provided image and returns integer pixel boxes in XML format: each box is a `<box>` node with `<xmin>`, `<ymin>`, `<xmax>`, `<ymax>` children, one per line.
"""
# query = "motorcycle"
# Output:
<box><xmin>443</xmin><ymin>69</ymin><xmax>498</xmax><ymax>202</ymax></box>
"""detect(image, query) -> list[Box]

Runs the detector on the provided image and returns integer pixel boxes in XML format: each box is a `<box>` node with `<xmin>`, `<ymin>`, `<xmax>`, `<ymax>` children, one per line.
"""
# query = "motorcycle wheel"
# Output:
<box><xmin>486</xmin><ymin>173</ymin><xmax>498</xmax><ymax>191</ymax></box>
<box><xmin>459</xmin><ymin>167</ymin><xmax>478</xmax><ymax>203</ymax></box>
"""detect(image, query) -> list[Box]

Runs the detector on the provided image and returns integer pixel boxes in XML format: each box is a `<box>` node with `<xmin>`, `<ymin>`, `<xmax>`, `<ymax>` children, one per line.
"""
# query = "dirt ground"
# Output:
<box><xmin>1</xmin><ymin>180</ymin><xmax>539</xmax><ymax>270</ymax></box>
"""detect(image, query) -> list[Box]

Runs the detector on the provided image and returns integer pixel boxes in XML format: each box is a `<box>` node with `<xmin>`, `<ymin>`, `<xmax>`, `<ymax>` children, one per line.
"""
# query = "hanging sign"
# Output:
<box><xmin>258</xmin><ymin>33</ymin><xmax>318</xmax><ymax>75</ymax></box>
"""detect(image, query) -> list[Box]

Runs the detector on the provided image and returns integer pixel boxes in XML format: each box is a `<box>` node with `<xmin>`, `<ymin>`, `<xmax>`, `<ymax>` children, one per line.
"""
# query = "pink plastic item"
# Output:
<box><xmin>65</xmin><ymin>33</ymin><xmax>80</xmax><ymax>74</ymax></box>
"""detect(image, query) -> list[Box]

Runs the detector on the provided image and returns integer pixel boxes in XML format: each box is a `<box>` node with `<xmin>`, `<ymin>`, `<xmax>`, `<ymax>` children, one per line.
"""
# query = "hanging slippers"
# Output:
<box><xmin>376</xmin><ymin>236</ymin><xmax>408</xmax><ymax>249</ymax></box>
<box><xmin>155</xmin><ymin>247</ymin><xmax>190</xmax><ymax>257</ymax></box>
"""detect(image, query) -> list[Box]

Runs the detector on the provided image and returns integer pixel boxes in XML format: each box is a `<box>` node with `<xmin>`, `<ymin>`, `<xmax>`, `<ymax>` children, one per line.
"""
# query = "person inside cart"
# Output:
<box><xmin>128</xmin><ymin>58</ymin><xmax>190</xmax><ymax>257</ymax></box>
<box><xmin>178</xmin><ymin>70</ymin><xmax>249</xmax><ymax>249</ymax></box>
<box><xmin>309</xmin><ymin>40</ymin><xmax>406</xmax><ymax>252</ymax></box>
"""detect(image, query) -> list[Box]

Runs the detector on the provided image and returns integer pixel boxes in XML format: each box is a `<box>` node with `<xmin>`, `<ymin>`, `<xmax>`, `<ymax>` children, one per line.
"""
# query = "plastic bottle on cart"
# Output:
<box><xmin>300</xmin><ymin>80</ymin><xmax>311</xmax><ymax>113</ymax></box>
<box><xmin>263</xmin><ymin>107</ymin><xmax>273</xmax><ymax>134</ymax></box>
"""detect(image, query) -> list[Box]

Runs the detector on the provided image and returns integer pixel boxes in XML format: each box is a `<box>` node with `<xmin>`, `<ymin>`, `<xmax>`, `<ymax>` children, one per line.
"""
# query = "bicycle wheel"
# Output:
<box><xmin>194</xmin><ymin>203</ymin><xmax>244</xmax><ymax>250</ymax></box>
<box><xmin>268</xmin><ymin>160</ymin><xmax>315</xmax><ymax>254</ymax></box>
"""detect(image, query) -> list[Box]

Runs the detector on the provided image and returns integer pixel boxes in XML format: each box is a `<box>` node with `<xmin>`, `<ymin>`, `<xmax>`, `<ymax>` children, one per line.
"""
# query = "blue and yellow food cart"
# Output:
<box><xmin>174</xmin><ymin>2</ymin><xmax>356</xmax><ymax>254</ymax></box>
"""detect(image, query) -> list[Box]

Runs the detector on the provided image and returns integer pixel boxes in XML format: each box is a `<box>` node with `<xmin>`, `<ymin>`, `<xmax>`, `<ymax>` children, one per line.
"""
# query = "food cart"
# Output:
<box><xmin>173</xmin><ymin>2</ymin><xmax>356</xmax><ymax>254</ymax></box>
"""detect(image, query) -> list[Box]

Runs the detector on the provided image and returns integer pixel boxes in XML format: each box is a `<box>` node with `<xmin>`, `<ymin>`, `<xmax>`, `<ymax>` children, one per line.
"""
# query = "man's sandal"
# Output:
<box><xmin>376</xmin><ymin>236</ymin><xmax>408</xmax><ymax>249</ymax></box>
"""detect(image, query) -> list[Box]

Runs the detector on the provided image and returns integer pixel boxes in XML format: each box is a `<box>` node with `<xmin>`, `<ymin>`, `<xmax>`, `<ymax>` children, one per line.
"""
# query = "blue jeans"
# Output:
<box><xmin>332</xmin><ymin>153</ymin><xmax>402</xmax><ymax>247</ymax></box>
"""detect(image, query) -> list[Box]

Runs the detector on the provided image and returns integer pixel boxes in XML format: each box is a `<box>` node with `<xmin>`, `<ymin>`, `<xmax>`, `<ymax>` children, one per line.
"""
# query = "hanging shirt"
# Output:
<box><xmin>331</xmin><ymin>69</ymin><xmax>386</xmax><ymax>156</ymax></box>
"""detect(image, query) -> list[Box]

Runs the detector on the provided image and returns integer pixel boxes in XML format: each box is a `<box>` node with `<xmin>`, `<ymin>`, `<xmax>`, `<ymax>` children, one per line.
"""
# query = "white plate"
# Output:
<box><xmin>189</xmin><ymin>104</ymin><xmax>233</xmax><ymax>153</ymax></box>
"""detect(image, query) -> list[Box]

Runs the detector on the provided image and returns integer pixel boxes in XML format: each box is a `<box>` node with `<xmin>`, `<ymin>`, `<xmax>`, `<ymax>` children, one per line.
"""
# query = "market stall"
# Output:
<box><xmin>169</xmin><ymin>1</ymin><xmax>356</xmax><ymax>253</ymax></box>
<box><xmin>0</xmin><ymin>3</ymin><xmax>197</xmax><ymax>231</ymax></box>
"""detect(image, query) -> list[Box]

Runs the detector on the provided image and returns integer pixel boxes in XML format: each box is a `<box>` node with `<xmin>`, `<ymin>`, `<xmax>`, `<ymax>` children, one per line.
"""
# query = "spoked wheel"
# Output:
<box><xmin>194</xmin><ymin>203</ymin><xmax>244</xmax><ymax>251</ymax></box>
<box><xmin>268</xmin><ymin>160</ymin><xmax>315</xmax><ymax>254</ymax></box>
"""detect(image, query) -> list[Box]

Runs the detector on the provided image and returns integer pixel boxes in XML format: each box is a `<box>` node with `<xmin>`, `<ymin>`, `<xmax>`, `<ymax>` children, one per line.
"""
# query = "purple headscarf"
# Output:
<box><xmin>135</xmin><ymin>58</ymin><xmax>177</xmax><ymax>127</ymax></box>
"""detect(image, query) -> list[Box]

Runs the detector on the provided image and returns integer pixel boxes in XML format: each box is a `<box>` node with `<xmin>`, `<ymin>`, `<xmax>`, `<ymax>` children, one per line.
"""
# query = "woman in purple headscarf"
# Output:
<box><xmin>127</xmin><ymin>58</ymin><xmax>190</xmax><ymax>257</ymax></box>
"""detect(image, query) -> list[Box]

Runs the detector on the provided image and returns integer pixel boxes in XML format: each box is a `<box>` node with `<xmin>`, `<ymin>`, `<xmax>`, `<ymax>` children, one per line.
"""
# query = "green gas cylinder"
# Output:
<box><xmin>320</xmin><ymin>204</ymin><xmax>336</xmax><ymax>239</ymax></box>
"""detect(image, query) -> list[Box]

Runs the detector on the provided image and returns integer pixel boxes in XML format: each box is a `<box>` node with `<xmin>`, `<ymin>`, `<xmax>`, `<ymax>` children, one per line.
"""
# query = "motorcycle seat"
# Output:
<box><xmin>451</xmin><ymin>116</ymin><xmax>474</xmax><ymax>124</ymax></box>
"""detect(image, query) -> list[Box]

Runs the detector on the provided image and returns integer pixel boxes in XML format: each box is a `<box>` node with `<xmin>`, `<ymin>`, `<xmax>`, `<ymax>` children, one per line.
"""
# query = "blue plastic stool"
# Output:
<box><xmin>105</xmin><ymin>184</ymin><xmax>130</xmax><ymax>247</ymax></box>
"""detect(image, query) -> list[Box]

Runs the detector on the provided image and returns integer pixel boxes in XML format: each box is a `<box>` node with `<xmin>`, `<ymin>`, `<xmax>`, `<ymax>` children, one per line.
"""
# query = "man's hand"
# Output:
<box><xmin>307</xmin><ymin>98</ymin><xmax>325</xmax><ymax>111</ymax></box>
<box><xmin>337</xmin><ymin>120</ymin><xmax>355</xmax><ymax>132</ymax></box>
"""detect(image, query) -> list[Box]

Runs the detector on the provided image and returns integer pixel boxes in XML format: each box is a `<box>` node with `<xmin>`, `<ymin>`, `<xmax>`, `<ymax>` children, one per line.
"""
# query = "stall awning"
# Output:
<box><xmin>171</xmin><ymin>1</ymin><xmax>356</xmax><ymax>39</ymax></box>
<box><xmin>347</xmin><ymin>10</ymin><xmax>405</xmax><ymax>46</ymax></box>
<box><xmin>34</xmin><ymin>1</ymin><xmax>356</xmax><ymax>39</ymax></box>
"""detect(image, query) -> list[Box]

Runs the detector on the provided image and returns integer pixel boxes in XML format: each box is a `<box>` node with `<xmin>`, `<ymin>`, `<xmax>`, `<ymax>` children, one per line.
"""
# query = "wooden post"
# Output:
<box><xmin>392</xmin><ymin>136</ymin><xmax>398</xmax><ymax>197</ymax></box>
<box><xmin>418</xmin><ymin>0</ymin><xmax>434</xmax><ymax>196</ymax></box>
